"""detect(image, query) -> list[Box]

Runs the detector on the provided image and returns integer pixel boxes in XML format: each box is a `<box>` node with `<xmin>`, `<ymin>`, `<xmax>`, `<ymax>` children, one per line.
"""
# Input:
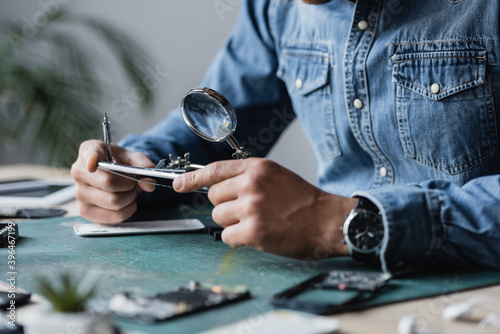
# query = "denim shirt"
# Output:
<box><xmin>121</xmin><ymin>0</ymin><xmax>500</xmax><ymax>273</ymax></box>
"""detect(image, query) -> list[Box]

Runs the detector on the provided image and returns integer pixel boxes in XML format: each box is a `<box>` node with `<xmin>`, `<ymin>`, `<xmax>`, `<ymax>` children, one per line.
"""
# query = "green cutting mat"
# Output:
<box><xmin>5</xmin><ymin>206</ymin><xmax>500</xmax><ymax>334</ymax></box>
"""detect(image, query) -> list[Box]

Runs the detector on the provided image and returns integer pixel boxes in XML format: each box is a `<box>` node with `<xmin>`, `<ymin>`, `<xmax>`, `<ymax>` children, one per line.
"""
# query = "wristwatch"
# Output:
<box><xmin>342</xmin><ymin>197</ymin><xmax>385</xmax><ymax>264</ymax></box>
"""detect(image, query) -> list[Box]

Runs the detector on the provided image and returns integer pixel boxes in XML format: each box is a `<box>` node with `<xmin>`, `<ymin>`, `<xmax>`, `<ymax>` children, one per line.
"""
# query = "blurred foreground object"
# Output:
<box><xmin>0</xmin><ymin>9</ymin><xmax>157</xmax><ymax>166</ymax></box>
<box><xmin>22</xmin><ymin>272</ymin><xmax>112</xmax><ymax>334</ymax></box>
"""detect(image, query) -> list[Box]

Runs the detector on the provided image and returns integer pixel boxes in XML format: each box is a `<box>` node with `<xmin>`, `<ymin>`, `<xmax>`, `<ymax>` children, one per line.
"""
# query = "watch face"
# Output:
<box><xmin>347</xmin><ymin>210</ymin><xmax>384</xmax><ymax>253</ymax></box>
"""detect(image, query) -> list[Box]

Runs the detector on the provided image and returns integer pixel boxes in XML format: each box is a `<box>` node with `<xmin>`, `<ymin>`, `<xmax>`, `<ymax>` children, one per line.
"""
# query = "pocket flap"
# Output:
<box><xmin>392</xmin><ymin>50</ymin><xmax>487</xmax><ymax>100</ymax></box>
<box><xmin>277</xmin><ymin>44</ymin><xmax>331</xmax><ymax>96</ymax></box>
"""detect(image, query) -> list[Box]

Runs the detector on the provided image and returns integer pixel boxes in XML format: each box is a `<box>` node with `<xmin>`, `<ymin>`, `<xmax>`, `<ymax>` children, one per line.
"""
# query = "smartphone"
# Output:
<box><xmin>270</xmin><ymin>271</ymin><xmax>391</xmax><ymax>314</ymax></box>
<box><xmin>73</xmin><ymin>219</ymin><xmax>204</xmax><ymax>237</ymax></box>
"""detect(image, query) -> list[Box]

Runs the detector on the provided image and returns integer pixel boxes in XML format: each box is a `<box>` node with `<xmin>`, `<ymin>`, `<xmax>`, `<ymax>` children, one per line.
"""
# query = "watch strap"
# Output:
<box><xmin>356</xmin><ymin>197</ymin><xmax>379</xmax><ymax>213</ymax></box>
<box><xmin>352</xmin><ymin>249</ymin><xmax>380</xmax><ymax>264</ymax></box>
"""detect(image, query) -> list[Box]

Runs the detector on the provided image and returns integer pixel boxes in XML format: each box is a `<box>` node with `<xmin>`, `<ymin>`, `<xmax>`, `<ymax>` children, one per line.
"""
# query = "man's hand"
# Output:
<box><xmin>71</xmin><ymin>140</ymin><xmax>155</xmax><ymax>224</ymax></box>
<box><xmin>173</xmin><ymin>158</ymin><xmax>357</xmax><ymax>260</ymax></box>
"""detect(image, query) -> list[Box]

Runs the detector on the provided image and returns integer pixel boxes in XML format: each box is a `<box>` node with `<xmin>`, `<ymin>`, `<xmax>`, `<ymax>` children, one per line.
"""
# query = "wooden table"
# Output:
<box><xmin>1</xmin><ymin>164</ymin><xmax>499</xmax><ymax>334</ymax></box>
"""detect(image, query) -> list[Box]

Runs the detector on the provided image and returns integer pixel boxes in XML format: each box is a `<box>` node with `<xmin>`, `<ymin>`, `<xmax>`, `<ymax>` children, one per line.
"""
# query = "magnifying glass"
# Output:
<box><xmin>181</xmin><ymin>87</ymin><xmax>251</xmax><ymax>159</ymax></box>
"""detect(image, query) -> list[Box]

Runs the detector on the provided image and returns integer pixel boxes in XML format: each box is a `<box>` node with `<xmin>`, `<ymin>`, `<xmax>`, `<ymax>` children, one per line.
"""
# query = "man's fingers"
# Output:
<box><xmin>211</xmin><ymin>200</ymin><xmax>240</xmax><ymax>227</ymax></box>
<box><xmin>75</xmin><ymin>183</ymin><xmax>138</xmax><ymax>211</ymax></box>
<box><xmin>119</xmin><ymin>150</ymin><xmax>155</xmax><ymax>168</ymax></box>
<box><xmin>94</xmin><ymin>169</ymin><xmax>138</xmax><ymax>192</ymax></box>
<box><xmin>72</xmin><ymin>165</ymin><xmax>137</xmax><ymax>193</ymax></box>
<box><xmin>72</xmin><ymin>140</ymin><xmax>157</xmax><ymax>225</ymax></box>
<box><xmin>220</xmin><ymin>223</ymin><xmax>252</xmax><ymax>248</ymax></box>
<box><xmin>78</xmin><ymin>140</ymin><xmax>109</xmax><ymax>173</ymax></box>
<box><xmin>79</xmin><ymin>202</ymin><xmax>138</xmax><ymax>225</ymax></box>
<box><xmin>174</xmin><ymin>160</ymin><xmax>248</xmax><ymax>193</ymax></box>
<box><xmin>207</xmin><ymin>176</ymin><xmax>242</xmax><ymax>205</ymax></box>
<box><xmin>86</xmin><ymin>151</ymin><xmax>100</xmax><ymax>173</ymax></box>
<box><xmin>138</xmin><ymin>178</ymin><xmax>157</xmax><ymax>192</ymax></box>
<box><xmin>74</xmin><ymin>141</ymin><xmax>156</xmax><ymax>192</ymax></box>
<box><xmin>119</xmin><ymin>151</ymin><xmax>156</xmax><ymax>192</ymax></box>
<box><xmin>79</xmin><ymin>139</ymin><xmax>155</xmax><ymax>173</ymax></box>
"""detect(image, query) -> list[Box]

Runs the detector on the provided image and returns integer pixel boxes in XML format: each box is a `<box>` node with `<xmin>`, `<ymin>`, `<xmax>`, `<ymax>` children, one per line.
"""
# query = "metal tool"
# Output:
<box><xmin>102</xmin><ymin>113</ymin><xmax>114</xmax><ymax>162</ymax></box>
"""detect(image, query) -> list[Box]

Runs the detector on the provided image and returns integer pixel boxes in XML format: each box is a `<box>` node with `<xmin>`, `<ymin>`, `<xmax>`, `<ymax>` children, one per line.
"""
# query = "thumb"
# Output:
<box><xmin>78</xmin><ymin>140</ymin><xmax>110</xmax><ymax>173</ymax></box>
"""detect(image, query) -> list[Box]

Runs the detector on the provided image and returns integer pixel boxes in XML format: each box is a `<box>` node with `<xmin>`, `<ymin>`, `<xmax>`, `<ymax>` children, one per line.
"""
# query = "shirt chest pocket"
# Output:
<box><xmin>277</xmin><ymin>43</ymin><xmax>341</xmax><ymax>161</ymax></box>
<box><xmin>393</xmin><ymin>50</ymin><xmax>498</xmax><ymax>174</ymax></box>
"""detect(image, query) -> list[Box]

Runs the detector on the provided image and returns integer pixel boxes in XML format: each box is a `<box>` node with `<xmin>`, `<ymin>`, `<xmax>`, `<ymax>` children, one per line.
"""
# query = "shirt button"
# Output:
<box><xmin>353</xmin><ymin>99</ymin><xmax>364</xmax><ymax>109</ymax></box>
<box><xmin>357</xmin><ymin>20</ymin><xmax>368</xmax><ymax>31</ymax></box>
<box><xmin>379</xmin><ymin>166</ymin><xmax>388</xmax><ymax>178</ymax></box>
<box><xmin>295</xmin><ymin>78</ymin><xmax>303</xmax><ymax>90</ymax></box>
<box><xmin>431</xmin><ymin>83</ymin><xmax>440</xmax><ymax>94</ymax></box>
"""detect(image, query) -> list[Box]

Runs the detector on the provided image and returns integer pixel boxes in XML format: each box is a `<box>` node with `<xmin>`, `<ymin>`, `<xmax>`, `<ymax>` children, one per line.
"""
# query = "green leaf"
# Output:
<box><xmin>0</xmin><ymin>8</ymin><xmax>158</xmax><ymax>166</ymax></box>
<box><xmin>37</xmin><ymin>272</ymin><xmax>97</xmax><ymax>313</ymax></box>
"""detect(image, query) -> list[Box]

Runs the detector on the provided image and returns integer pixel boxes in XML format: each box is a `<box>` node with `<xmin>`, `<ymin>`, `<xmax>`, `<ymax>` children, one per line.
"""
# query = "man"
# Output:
<box><xmin>71</xmin><ymin>0</ymin><xmax>500</xmax><ymax>273</ymax></box>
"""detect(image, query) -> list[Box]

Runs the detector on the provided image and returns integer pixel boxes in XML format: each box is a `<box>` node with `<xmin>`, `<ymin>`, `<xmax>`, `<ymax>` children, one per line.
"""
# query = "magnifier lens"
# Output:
<box><xmin>181</xmin><ymin>87</ymin><xmax>250</xmax><ymax>159</ymax></box>
<box><xmin>181</xmin><ymin>90</ymin><xmax>236</xmax><ymax>142</ymax></box>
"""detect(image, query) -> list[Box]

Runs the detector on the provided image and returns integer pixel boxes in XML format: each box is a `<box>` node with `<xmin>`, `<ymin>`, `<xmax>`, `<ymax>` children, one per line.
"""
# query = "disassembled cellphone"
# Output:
<box><xmin>0</xmin><ymin>222</ymin><xmax>19</xmax><ymax>248</ymax></box>
<box><xmin>270</xmin><ymin>270</ymin><xmax>391</xmax><ymax>314</ymax></box>
<box><xmin>73</xmin><ymin>219</ymin><xmax>204</xmax><ymax>237</ymax></box>
<box><xmin>108</xmin><ymin>281</ymin><xmax>251</xmax><ymax>323</ymax></box>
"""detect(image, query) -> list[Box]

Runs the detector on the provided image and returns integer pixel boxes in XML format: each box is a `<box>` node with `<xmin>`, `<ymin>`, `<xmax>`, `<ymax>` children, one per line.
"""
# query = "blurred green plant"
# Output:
<box><xmin>37</xmin><ymin>272</ymin><xmax>97</xmax><ymax>313</ymax></box>
<box><xmin>0</xmin><ymin>9</ymin><xmax>156</xmax><ymax>166</ymax></box>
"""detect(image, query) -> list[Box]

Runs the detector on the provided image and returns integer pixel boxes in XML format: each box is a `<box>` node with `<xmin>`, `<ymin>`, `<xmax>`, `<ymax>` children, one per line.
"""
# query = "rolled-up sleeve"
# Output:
<box><xmin>354</xmin><ymin>176</ymin><xmax>500</xmax><ymax>273</ymax></box>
